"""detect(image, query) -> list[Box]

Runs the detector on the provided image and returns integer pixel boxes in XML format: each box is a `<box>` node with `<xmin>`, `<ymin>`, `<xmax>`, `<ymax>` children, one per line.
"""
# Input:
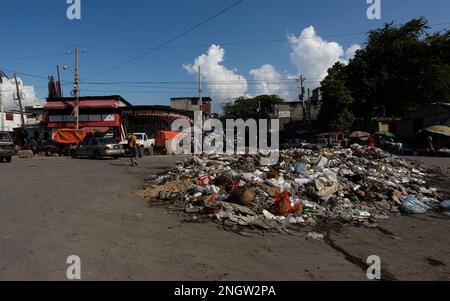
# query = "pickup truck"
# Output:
<box><xmin>0</xmin><ymin>131</ymin><xmax>14</xmax><ymax>163</ymax></box>
<box><xmin>121</xmin><ymin>133</ymin><xmax>155</xmax><ymax>157</ymax></box>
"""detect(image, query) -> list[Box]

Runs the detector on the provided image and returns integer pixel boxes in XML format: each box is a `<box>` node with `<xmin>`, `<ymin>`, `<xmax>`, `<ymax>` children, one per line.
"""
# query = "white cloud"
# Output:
<box><xmin>183</xmin><ymin>44</ymin><xmax>247</xmax><ymax>106</ymax></box>
<box><xmin>0</xmin><ymin>75</ymin><xmax>42</xmax><ymax>110</ymax></box>
<box><xmin>184</xmin><ymin>29</ymin><xmax>362</xmax><ymax>108</ymax></box>
<box><xmin>288</xmin><ymin>26</ymin><xmax>361</xmax><ymax>87</ymax></box>
<box><xmin>345</xmin><ymin>43</ymin><xmax>361</xmax><ymax>61</ymax></box>
<box><xmin>249</xmin><ymin>64</ymin><xmax>292</xmax><ymax>100</ymax></box>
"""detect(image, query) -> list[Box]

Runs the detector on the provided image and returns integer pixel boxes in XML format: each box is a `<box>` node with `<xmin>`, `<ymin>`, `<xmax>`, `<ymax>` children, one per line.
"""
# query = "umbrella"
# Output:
<box><xmin>349</xmin><ymin>131</ymin><xmax>371</xmax><ymax>138</ymax></box>
<box><xmin>424</xmin><ymin>125</ymin><xmax>450</xmax><ymax>137</ymax></box>
<box><xmin>374</xmin><ymin>131</ymin><xmax>396</xmax><ymax>138</ymax></box>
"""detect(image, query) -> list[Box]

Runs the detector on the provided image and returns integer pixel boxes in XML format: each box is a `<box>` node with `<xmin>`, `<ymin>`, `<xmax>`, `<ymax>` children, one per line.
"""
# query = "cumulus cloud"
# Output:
<box><xmin>249</xmin><ymin>64</ymin><xmax>291</xmax><ymax>100</ymax></box>
<box><xmin>345</xmin><ymin>43</ymin><xmax>361</xmax><ymax>61</ymax></box>
<box><xmin>184</xmin><ymin>28</ymin><xmax>362</xmax><ymax>107</ymax></box>
<box><xmin>0</xmin><ymin>75</ymin><xmax>42</xmax><ymax>110</ymax></box>
<box><xmin>183</xmin><ymin>44</ymin><xmax>247</xmax><ymax>106</ymax></box>
<box><xmin>288</xmin><ymin>26</ymin><xmax>361</xmax><ymax>85</ymax></box>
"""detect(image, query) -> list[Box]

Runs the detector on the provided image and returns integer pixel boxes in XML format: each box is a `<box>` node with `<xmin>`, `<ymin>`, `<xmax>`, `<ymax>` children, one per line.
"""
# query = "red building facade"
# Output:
<box><xmin>44</xmin><ymin>95</ymin><xmax>132</xmax><ymax>139</ymax></box>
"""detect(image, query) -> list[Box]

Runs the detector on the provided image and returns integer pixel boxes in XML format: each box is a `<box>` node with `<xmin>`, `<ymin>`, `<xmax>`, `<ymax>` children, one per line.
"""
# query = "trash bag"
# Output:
<box><xmin>294</xmin><ymin>163</ymin><xmax>308</xmax><ymax>175</ymax></box>
<box><xmin>441</xmin><ymin>200</ymin><xmax>450</xmax><ymax>210</ymax></box>
<box><xmin>401</xmin><ymin>195</ymin><xmax>430</xmax><ymax>214</ymax></box>
<box><xmin>269</xmin><ymin>191</ymin><xmax>302</xmax><ymax>217</ymax></box>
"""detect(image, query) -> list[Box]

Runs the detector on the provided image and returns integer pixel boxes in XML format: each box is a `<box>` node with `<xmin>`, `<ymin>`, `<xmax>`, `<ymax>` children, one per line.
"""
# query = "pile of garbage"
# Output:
<box><xmin>140</xmin><ymin>146</ymin><xmax>445</xmax><ymax>233</ymax></box>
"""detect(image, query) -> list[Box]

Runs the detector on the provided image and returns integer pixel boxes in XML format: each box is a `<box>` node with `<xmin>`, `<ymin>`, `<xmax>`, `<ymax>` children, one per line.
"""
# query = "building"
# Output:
<box><xmin>0</xmin><ymin>110</ymin><xmax>29</xmax><ymax>132</ymax></box>
<box><xmin>170</xmin><ymin>97</ymin><xmax>212</xmax><ymax>115</ymax></box>
<box><xmin>373</xmin><ymin>102</ymin><xmax>450</xmax><ymax>142</ymax></box>
<box><xmin>311</xmin><ymin>87</ymin><xmax>322</xmax><ymax>105</ymax></box>
<box><xmin>272</xmin><ymin>101</ymin><xmax>321</xmax><ymax>131</ymax></box>
<box><xmin>44</xmin><ymin>95</ymin><xmax>132</xmax><ymax>139</ymax></box>
<box><xmin>120</xmin><ymin>105</ymin><xmax>193</xmax><ymax>138</ymax></box>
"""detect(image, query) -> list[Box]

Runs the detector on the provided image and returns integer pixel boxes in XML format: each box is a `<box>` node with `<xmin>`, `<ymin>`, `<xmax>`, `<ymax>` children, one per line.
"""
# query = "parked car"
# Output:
<box><xmin>70</xmin><ymin>138</ymin><xmax>125</xmax><ymax>159</ymax></box>
<box><xmin>0</xmin><ymin>132</ymin><xmax>14</xmax><ymax>163</ymax></box>
<box><xmin>281</xmin><ymin>138</ymin><xmax>306</xmax><ymax>150</ymax></box>
<box><xmin>120</xmin><ymin>133</ymin><xmax>155</xmax><ymax>157</ymax></box>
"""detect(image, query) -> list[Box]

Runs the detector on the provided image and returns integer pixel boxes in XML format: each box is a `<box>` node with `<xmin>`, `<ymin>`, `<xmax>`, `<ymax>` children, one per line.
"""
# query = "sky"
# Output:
<box><xmin>0</xmin><ymin>0</ymin><xmax>449</xmax><ymax>111</ymax></box>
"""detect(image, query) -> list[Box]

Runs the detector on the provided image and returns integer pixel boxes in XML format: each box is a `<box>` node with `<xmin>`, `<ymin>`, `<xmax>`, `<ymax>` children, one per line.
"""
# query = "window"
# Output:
<box><xmin>0</xmin><ymin>133</ymin><xmax>11</xmax><ymax>141</ymax></box>
<box><xmin>191</xmin><ymin>99</ymin><xmax>199</xmax><ymax>105</ymax></box>
<box><xmin>6</xmin><ymin>113</ymin><xmax>14</xmax><ymax>121</ymax></box>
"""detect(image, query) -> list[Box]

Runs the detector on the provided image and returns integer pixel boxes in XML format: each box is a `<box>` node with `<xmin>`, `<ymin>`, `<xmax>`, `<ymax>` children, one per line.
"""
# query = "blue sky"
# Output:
<box><xmin>1</xmin><ymin>0</ymin><xmax>449</xmax><ymax>108</ymax></box>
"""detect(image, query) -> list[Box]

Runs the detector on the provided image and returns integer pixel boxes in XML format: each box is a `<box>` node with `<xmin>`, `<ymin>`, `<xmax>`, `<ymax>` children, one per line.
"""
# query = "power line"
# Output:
<box><xmin>0</xmin><ymin>52</ymin><xmax>67</xmax><ymax>63</ymax></box>
<box><xmin>0</xmin><ymin>21</ymin><xmax>448</xmax><ymax>63</ymax></box>
<box><xmin>83</xmin><ymin>0</ymin><xmax>245</xmax><ymax>80</ymax></box>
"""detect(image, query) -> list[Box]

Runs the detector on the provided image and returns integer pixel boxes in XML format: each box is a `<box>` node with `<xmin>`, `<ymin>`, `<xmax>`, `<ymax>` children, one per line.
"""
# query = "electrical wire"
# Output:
<box><xmin>83</xmin><ymin>0</ymin><xmax>245</xmax><ymax>80</ymax></box>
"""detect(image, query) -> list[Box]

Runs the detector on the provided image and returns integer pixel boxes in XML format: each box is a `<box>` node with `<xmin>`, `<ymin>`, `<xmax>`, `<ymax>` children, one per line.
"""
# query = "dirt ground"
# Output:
<box><xmin>0</xmin><ymin>155</ymin><xmax>449</xmax><ymax>281</ymax></box>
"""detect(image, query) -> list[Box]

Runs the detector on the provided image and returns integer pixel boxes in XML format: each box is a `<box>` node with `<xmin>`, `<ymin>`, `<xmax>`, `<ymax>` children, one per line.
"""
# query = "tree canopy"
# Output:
<box><xmin>319</xmin><ymin>17</ymin><xmax>450</xmax><ymax>131</ymax></box>
<box><xmin>222</xmin><ymin>95</ymin><xmax>285</xmax><ymax>120</ymax></box>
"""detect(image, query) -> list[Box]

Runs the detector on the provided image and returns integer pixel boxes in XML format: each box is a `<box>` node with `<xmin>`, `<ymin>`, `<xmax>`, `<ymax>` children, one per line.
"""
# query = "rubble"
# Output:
<box><xmin>140</xmin><ymin>146</ymin><xmax>445</xmax><ymax>234</ymax></box>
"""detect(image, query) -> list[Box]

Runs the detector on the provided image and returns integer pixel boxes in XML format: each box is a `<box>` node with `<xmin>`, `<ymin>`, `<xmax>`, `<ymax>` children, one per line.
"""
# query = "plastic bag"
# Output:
<box><xmin>401</xmin><ymin>195</ymin><xmax>430</xmax><ymax>214</ymax></box>
<box><xmin>441</xmin><ymin>200</ymin><xmax>450</xmax><ymax>210</ymax></box>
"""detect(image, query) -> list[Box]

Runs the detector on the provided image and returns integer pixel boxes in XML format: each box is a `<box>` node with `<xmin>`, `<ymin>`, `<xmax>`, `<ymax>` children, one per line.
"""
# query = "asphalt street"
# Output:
<box><xmin>0</xmin><ymin>155</ymin><xmax>449</xmax><ymax>280</ymax></box>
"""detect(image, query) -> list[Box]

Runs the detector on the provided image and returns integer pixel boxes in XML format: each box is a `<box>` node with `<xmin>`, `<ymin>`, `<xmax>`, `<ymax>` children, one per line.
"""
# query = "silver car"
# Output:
<box><xmin>70</xmin><ymin>138</ymin><xmax>125</xmax><ymax>159</ymax></box>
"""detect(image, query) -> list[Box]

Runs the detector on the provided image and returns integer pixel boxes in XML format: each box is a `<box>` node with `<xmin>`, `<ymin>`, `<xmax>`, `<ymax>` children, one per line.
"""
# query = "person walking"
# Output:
<box><xmin>127</xmin><ymin>132</ymin><xmax>138</xmax><ymax>166</ymax></box>
<box><xmin>426</xmin><ymin>135</ymin><xmax>435</xmax><ymax>154</ymax></box>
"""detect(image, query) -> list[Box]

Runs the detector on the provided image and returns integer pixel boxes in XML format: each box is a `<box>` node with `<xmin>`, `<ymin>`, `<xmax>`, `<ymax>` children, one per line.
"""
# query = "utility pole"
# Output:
<box><xmin>13</xmin><ymin>74</ymin><xmax>26</xmax><ymax>128</ymax></box>
<box><xmin>0</xmin><ymin>81</ymin><xmax>4</xmax><ymax>131</ymax></box>
<box><xmin>298</xmin><ymin>75</ymin><xmax>305</xmax><ymax>104</ymax></box>
<box><xmin>298</xmin><ymin>75</ymin><xmax>306</xmax><ymax>121</ymax></box>
<box><xmin>198</xmin><ymin>65</ymin><xmax>203</xmax><ymax>117</ymax></box>
<box><xmin>56</xmin><ymin>64</ymin><xmax>62</xmax><ymax>97</ymax></box>
<box><xmin>74</xmin><ymin>45</ymin><xmax>80</xmax><ymax>130</ymax></box>
<box><xmin>307</xmin><ymin>88</ymin><xmax>311</xmax><ymax>129</ymax></box>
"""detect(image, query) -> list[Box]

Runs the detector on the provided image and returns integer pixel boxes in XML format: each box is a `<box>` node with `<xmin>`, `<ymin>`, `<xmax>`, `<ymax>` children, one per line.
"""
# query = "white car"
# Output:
<box><xmin>121</xmin><ymin>133</ymin><xmax>155</xmax><ymax>157</ymax></box>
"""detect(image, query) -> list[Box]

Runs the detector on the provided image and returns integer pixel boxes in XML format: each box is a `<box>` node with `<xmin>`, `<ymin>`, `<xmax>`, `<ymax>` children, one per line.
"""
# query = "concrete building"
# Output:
<box><xmin>373</xmin><ymin>102</ymin><xmax>450</xmax><ymax>142</ymax></box>
<box><xmin>44</xmin><ymin>95</ymin><xmax>132</xmax><ymax>139</ymax></box>
<box><xmin>170</xmin><ymin>97</ymin><xmax>212</xmax><ymax>115</ymax></box>
<box><xmin>0</xmin><ymin>110</ymin><xmax>29</xmax><ymax>132</ymax></box>
<box><xmin>272</xmin><ymin>101</ymin><xmax>321</xmax><ymax>131</ymax></box>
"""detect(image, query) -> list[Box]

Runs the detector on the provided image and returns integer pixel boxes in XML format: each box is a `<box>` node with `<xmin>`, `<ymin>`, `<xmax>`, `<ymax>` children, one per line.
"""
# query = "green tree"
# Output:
<box><xmin>319</xmin><ymin>63</ymin><xmax>355</xmax><ymax>131</ymax></box>
<box><xmin>320</xmin><ymin>17</ymin><xmax>450</xmax><ymax>130</ymax></box>
<box><xmin>222</xmin><ymin>95</ymin><xmax>285</xmax><ymax>120</ymax></box>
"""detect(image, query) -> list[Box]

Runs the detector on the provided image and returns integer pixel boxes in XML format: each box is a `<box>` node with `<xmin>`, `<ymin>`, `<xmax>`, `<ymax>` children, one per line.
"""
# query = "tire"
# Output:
<box><xmin>93</xmin><ymin>151</ymin><xmax>101</xmax><ymax>160</ymax></box>
<box><xmin>71</xmin><ymin>150</ymin><xmax>77</xmax><ymax>158</ymax></box>
<box><xmin>6</xmin><ymin>156</ymin><xmax>12</xmax><ymax>163</ymax></box>
<box><xmin>148</xmin><ymin>145</ymin><xmax>154</xmax><ymax>156</ymax></box>
<box><xmin>138</xmin><ymin>146</ymin><xmax>144</xmax><ymax>158</ymax></box>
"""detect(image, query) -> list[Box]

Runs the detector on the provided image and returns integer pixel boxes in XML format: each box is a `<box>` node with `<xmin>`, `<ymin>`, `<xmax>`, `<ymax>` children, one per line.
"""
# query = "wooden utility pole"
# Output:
<box><xmin>74</xmin><ymin>46</ymin><xmax>80</xmax><ymax>130</ymax></box>
<box><xmin>13</xmin><ymin>74</ymin><xmax>25</xmax><ymax>128</ymax></box>
<box><xmin>0</xmin><ymin>81</ymin><xmax>4</xmax><ymax>131</ymax></box>
<box><xmin>56</xmin><ymin>64</ymin><xmax>62</xmax><ymax>97</ymax></box>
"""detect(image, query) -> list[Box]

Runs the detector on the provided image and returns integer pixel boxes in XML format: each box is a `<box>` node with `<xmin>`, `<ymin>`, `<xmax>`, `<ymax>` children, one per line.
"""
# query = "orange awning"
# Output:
<box><xmin>155</xmin><ymin>131</ymin><xmax>182</xmax><ymax>147</ymax></box>
<box><xmin>53</xmin><ymin>128</ymin><xmax>95</xmax><ymax>144</ymax></box>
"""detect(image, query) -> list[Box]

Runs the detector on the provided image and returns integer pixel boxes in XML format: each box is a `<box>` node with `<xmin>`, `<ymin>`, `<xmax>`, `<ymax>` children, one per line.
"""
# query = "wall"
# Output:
<box><xmin>0</xmin><ymin>112</ymin><xmax>28</xmax><ymax>132</ymax></box>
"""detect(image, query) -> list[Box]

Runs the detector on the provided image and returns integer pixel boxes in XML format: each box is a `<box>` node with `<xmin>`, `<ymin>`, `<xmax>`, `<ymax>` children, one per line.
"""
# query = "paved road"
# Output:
<box><xmin>0</xmin><ymin>156</ymin><xmax>449</xmax><ymax>280</ymax></box>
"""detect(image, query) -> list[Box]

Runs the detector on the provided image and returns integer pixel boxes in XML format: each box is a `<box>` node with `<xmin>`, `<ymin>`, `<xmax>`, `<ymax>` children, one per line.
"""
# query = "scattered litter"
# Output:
<box><xmin>140</xmin><ymin>146</ymin><xmax>443</xmax><ymax>234</ymax></box>
<box><xmin>307</xmin><ymin>232</ymin><xmax>325</xmax><ymax>241</ymax></box>
<box><xmin>441</xmin><ymin>200</ymin><xmax>450</xmax><ymax>210</ymax></box>
<box><xmin>401</xmin><ymin>195</ymin><xmax>430</xmax><ymax>214</ymax></box>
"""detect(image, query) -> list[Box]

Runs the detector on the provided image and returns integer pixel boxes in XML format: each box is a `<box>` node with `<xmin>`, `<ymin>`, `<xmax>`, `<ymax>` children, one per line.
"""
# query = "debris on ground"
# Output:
<box><xmin>140</xmin><ymin>146</ymin><xmax>445</xmax><ymax>233</ymax></box>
